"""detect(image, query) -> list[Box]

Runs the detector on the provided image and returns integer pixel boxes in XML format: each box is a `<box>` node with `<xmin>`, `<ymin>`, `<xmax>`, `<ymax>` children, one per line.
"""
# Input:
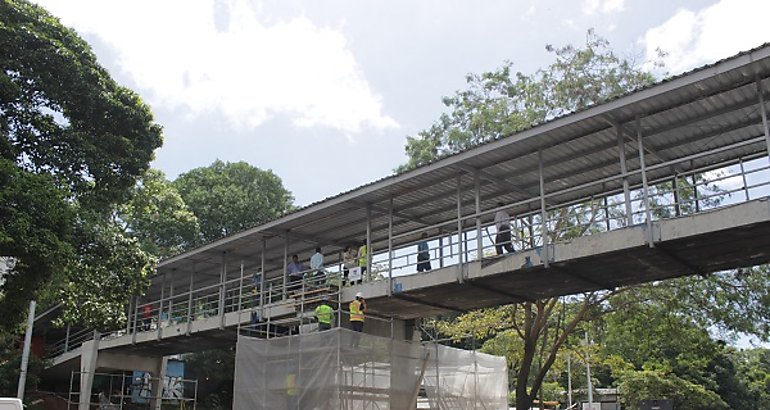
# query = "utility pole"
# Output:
<box><xmin>585</xmin><ymin>332</ymin><xmax>594</xmax><ymax>408</ymax></box>
<box><xmin>17</xmin><ymin>300</ymin><xmax>36</xmax><ymax>400</ymax></box>
<box><xmin>567</xmin><ymin>352</ymin><xmax>572</xmax><ymax>409</ymax></box>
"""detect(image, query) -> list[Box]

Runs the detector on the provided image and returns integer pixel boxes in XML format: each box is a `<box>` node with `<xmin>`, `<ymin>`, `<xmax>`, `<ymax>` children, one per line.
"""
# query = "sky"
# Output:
<box><xmin>28</xmin><ymin>0</ymin><xmax>770</xmax><ymax>348</ymax></box>
<box><xmin>32</xmin><ymin>0</ymin><xmax>770</xmax><ymax>207</ymax></box>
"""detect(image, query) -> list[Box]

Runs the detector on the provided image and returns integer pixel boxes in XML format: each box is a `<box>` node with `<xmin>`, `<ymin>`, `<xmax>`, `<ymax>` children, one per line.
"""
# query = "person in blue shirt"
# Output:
<box><xmin>417</xmin><ymin>232</ymin><xmax>432</xmax><ymax>272</ymax></box>
<box><xmin>287</xmin><ymin>254</ymin><xmax>305</xmax><ymax>290</ymax></box>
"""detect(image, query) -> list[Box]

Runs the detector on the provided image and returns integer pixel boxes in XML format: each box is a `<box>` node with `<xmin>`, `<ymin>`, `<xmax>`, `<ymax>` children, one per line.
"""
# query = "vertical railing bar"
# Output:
<box><xmin>617</xmin><ymin>125</ymin><xmax>633</xmax><ymax>226</ymax></box>
<box><xmin>237</xmin><ymin>260</ymin><xmax>244</xmax><ymax>333</ymax></box>
<box><xmin>456</xmin><ymin>174</ymin><xmax>464</xmax><ymax>283</ymax></box>
<box><xmin>366</xmin><ymin>205</ymin><xmax>372</xmax><ymax>282</ymax></box>
<box><xmin>438</xmin><ymin>229</ymin><xmax>444</xmax><ymax>268</ymax></box>
<box><xmin>637</xmin><ymin>115</ymin><xmax>654</xmax><ymax>247</ymax></box>
<box><xmin>474</xmin><ymin>172</ymin><xmax>482</xmax><ymax>260</ymax></box>
<box><xmin>283</xmin><ymin>235</ymin><xmax>288</xmax><ymax>300</ymax></box>
<box><xmin>756</xmin><ymin>78</ymin><xmax>770</xmax><ymax>160</ymax></box>
<box><xmin>186</xmin><ymin>263</ymin><xmax>195</xmax><ymax>336</ymax></box>
<box><xmin>538</xmin><ymin>150</ymin><xmax>549</xmax><ymax>268</ymax></box>
<box><xmin>260</xmin><ymin>239</ymin><xmax>266</xmax><ymax>319</ymax></box>
<box><xmin>167</xmin><ymin>270</ymin><xmax>175</xmax><ymax>330</ymax></box>
<box><xmin>740</xmin><ymin>159</ymin><xmax>750</xmax><ymax>201</ymax></box>
<box><xmin>157</xmin><ymin>272</ymin><xmax>165</xmax><ymax>340</ymax></box>
<box><xmin>692</xmin><ymin>173</ymin><xmax>700</xmax><ymax>213</ymax></box>
<box><xmin>388</xmin><ymin>196</ymin><xmax>393</xmax><ymax>297</ymax></box>
<box><xmin>673</xmin><ymin>175</ymin><xmax>681</xmax><ymax>217</ymax></box>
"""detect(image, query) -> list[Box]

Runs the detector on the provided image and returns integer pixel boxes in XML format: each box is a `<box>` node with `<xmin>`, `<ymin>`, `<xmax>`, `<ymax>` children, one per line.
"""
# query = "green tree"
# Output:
<box><xmin>602</xmin><ymin>277</ymin><xmax>769</xmax><ymax>409</ymax></box>
<box><xmin>0</xmin><ymin>0</ymin><xmax>162</xmax><ymax>329</ymax></box>
<box><xmin>414</xmin><ymin>30</ymin><xmax>770</xmax><ymax>409</ymax></box>
<box><xmin>174</xmin><ymin>160</ymin><xmax>293</xmax><ymax>242</ymax></box>
<box><xmin>424</xmin><ymin>31</ymin><xmax>658</xmax><ymax>409</ymax></box>
<box><xmin>397</xmin><ymin>29</ymin><xmax>655</xmax><ymax>172</ymax></box>
<box><xmin>733</xmin><ymin>348</ymin><xmax>770</xmax><ymax>409</ymax></box>
<box><xmin>118</xmin><ymin>169</ymin><xmax>201</xmax><ymax>259</ymax></box>
<box><xmin>616</xmin><ymin>368</ymin><xmax>729</xmax><ymax>410</ymax></box>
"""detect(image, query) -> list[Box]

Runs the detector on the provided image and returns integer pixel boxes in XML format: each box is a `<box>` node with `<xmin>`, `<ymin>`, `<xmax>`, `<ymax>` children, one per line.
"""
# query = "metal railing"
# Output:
<box><xmin>67</xmin><ymin>371</ymin><xmax>198</xmax><ymax>410</ymax></box>
<box><xmin>48</xmin><ymin>141</ymin><xmax>770</xmax><ymax>358</ymax></box>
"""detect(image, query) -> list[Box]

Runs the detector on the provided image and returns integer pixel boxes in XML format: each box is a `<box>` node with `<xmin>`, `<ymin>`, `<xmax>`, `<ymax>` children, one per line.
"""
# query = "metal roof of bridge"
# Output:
<box><xmin>152</xmin><ymin>43</ymin><xmax>770</xmax><ymax>296</ymax></box>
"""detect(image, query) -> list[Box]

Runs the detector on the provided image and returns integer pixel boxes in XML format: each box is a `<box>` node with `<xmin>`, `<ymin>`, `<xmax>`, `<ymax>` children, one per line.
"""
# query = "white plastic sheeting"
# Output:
<box><xmin>233</xmin><ymin>328</ymin><xmax>508</xmax><ymax>410</ymax></box>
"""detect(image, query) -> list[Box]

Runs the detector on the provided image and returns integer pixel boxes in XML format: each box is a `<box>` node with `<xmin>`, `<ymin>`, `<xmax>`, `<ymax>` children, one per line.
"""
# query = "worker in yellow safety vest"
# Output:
<box><xmin>315</xmin><ymin>296</ymin><xmax>334</xmax><ymax>331</ymax></box>
<box><xmin>349</xmin><ymin>292</ymin><xmax>366</xmax><ymax>333</ymax></box>
<box><xmin>357</xmin><ymin>241</ymin><xmax>367</xmax><ymax>278</ymax></box>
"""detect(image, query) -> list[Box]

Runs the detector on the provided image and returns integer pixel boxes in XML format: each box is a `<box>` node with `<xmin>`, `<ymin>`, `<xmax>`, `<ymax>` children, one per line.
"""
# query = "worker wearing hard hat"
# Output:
<box><xmin>315</xmin><ymin>295</ymin><xmax>334</xmax><ymax>331</ymax></box>
<box><xmin>349</xmin><ymin>292</ymin><xmax>366</xmax><ymax>333</ymax></box>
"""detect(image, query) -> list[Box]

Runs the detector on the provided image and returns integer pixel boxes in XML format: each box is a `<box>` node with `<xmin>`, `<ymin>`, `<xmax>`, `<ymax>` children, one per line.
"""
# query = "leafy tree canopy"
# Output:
<box><xmin>0</xmin><ymin>0</ymin><xmax>162</xmax><ymax>329</ymax></box>
<box><xmin>397</xmin><ymin>29</ymin><xmax>656</xmax><ymax>172</ymax></box>
<box><xmin>412</xmin><ymin>29</ymin><xmax>770</xmax><ymax>410</ymax></box>
<box><xmin>174</xmin><ymin>160</ymin><xmax>294</xmax><ymax>242</ymax></box>
<box><xmin>118</xmin><ymin>169</ymin><xmax>202</xmax><ymax>259</ymax></box>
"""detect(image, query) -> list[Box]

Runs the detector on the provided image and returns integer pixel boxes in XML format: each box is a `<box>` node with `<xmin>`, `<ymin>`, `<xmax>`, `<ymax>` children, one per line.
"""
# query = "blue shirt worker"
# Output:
<box><xmin>287</xmin><ymin>254</ymin><xmax>305</xmax><ymax>287</ymax></box>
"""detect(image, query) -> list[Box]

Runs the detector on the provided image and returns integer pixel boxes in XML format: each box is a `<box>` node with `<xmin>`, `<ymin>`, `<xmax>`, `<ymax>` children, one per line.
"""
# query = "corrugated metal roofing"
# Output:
<box><xmin>152</xmin><ymin>43</ymin><xmax>770</xmax><ymax>296</ymax></box>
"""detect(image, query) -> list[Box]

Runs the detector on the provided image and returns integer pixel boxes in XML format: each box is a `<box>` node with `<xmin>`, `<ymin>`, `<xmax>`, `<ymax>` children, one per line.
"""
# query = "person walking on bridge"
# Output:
<box><xmin>494</xmin><ymin>202</ymin><xmax>515</xmax><ymax>255</ymax></box>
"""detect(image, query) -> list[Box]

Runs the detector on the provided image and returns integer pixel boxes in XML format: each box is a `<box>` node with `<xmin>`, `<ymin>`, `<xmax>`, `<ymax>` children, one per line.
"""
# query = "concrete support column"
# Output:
<box><xmin>78</xmin><ymin>335</ymin><xmax>100</xmax><ymax>410</ymax></box>
<box><xmin>148</xmin><ymin>357</ymin><xmax>168</xmax><ymax>410</ymax></box>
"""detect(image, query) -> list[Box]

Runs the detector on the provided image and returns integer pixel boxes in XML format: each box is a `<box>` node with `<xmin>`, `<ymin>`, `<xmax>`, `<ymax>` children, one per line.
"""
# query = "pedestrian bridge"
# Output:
<box><xmin>35</xmin><ymin>44</ymin><xmax>770</xmax><ymax>401</ymax></box>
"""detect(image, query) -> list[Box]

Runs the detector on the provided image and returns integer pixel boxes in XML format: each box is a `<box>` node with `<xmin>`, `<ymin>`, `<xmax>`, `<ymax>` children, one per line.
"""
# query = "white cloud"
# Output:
<box><xmin>34</xmin><ymin>0</ymin><xmax>398</xmax><ymax>136</ymax></box>
<box><xmin>582</xmin><ymin>0</ymin><xmax>624</xmax><ymax>15</ymax></box>
<box><xmin>643</xmin><ymin>0</ymin><xmax>770</xmax><ymax>75</ymax></box>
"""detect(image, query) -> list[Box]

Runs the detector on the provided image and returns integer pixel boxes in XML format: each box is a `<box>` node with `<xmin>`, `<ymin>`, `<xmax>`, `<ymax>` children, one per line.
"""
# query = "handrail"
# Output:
<box><xmin>47</xmin><ymin>146</ymin><xmax>770</xmax><ymax>358</ymax></box>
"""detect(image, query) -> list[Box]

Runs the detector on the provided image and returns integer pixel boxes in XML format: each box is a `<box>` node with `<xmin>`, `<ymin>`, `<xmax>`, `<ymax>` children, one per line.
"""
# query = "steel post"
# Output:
<box><xmin>673</xmin><ymin>176</ymin><xmax>682</xmax><ymax>217</ymax></box>
<box><xmin>17</xmin><ymin>300</ymin><xmax>35</xmax><ymax>400</ymax></box>
<box><xmin>474</xmin><ymin>172</ymin><xmax>482</xmax><ymax>260</ymax></box>
<box><xmin>366</xmin><ymin>205</ymin><xmax>372</xmax><ymax>281</ymax></box>
<box><xmin>158</xmin><ymin>273</ymin><xmax>166</xmax><ymax>340</ymax></box>
<box><xmin>456</xmin><ymin>174</ymin><xmax>464</xmax><ymax>283</ymax></box>
<box><xmin>260</xmin><ymin>239</ymin><xmax>266</xmax><ymax>318</ymax></box>
<box><xmin>125</xmin><ymin>297</ymin><xmax>132</xmax><ymax>334</ymax></box>
<box><xmin>283</xmin><ymin>235</ymin><xmax>288</xmax><ymax>300</ymax></box>
<box><xmin>692</xmin><ymin>173</ymin><xmax>700</xmax><ymax>213</ymax></box>
<box><xmin>438</xmin><ymin>230</ymin><xmax>444</xmax><ymax>268</ymax></box>
<box><xmin>64</xmin><ymin>324</ymin><xmax>70</xmax><ymax>353</ymax></box>
<box><xmin>131</xmin><ymin>296</ymin><xmax>139</xmax><ymax>344</ymax></box>
<box><xmin>616</xmin><ymin>124</ymin><xmax>633</xmax><ymax>226</ymax></box>
<box><xmin>237</xmin><ymin>260</ymin><xmax>244</xmax><ymax>332</ymax></box>
<box><xmin>538</xmin><ymin>150</ymin><xmax>549</xmax><ymax>268</ymax></box>
<box><xmin>219</xmin><ymin>253</ymin><xmax>227</xmax><ymax>329</ymax></box>
<box><xmin>756</xmin><ymin>78</ymin><xmax>770</xmax><ymax>159</ymax></box>
<box><xmin>740</xmin><ymin>158</ymin><xmax>750</xmax><ymax>200</ymax></box>
<box><xmin>388</xmin><ymin>197</ymin><xmax>393</xmax><ymax>296</ymax></box>
<box><xmin>167</xmin><ymin>270</ymin><xmax>175</xmax><ymax>329</ymax></box>
<box><xmin>186</xmin><ymin>263</ymin><xmax>195</xmax><ymax>336</ymax></box>
<box><xmin>637</xmin><ymin>116</ymin><xmax>654</xmax><ymax>247</ymax></box>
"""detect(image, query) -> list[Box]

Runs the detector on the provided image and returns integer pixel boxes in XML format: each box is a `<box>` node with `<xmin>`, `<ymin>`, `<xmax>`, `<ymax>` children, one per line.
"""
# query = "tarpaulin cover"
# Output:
<box><xmin>233</xmin><ymin>328</ymin><xmax>508</xmax><ymax>409</ymax></box>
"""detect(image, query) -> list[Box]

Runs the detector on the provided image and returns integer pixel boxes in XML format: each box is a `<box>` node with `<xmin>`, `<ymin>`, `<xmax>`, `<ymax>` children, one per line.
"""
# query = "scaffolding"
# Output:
<box><xmin>233</xmin><ymin>328</ymin><xmax>508</xmax><ymax>410</ymax></box>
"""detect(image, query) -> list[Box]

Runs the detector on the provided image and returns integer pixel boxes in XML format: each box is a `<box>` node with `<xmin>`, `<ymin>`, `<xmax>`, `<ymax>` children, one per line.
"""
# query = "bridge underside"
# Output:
<box><xmin>365</xmin><ymin>198</ymin><xmax>770</xmax><ymax>318</ymax></box>
<box><xmin>43</xmin><ymin>198</ymin><xmax>770</xmax><ymax>381</ymax></box>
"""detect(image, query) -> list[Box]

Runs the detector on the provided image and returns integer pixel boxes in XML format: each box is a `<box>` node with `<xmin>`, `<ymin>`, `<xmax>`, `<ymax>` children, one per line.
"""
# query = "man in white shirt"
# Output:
<box><xmin>309</xmin><ymin>247</ymin><xmax>324</xmax><ymax>287</ymax></box>
<box><xmin>494</xmin><ymin>202</ymin><xmax>515</xmax><ymax>255</ymax></box>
